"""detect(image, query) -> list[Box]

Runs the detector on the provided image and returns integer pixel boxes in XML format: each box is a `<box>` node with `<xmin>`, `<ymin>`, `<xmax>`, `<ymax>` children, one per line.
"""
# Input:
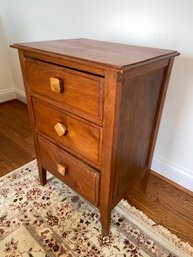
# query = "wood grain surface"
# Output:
<box><xmin>127</xmin><ymin>171</ymin><xmax>193</xmax><ymax>246</ymax></box>
<box><xmin>11</xmin><ymin>38</ymin><xmax>179</xmax><ymax>69</ymax></box>
<box><xmin>38</xmin><ymin>136</ymin><xmax>99</xmax><ymax>206</ymax></box>
<box><xmin>32</xmin><ymin>97</ymin><xmax>102</xmax><ymax>166</ymax></box>
<box><xmin>0</xmin><ymin>100</ymin><xmax>35</xmax><ymax>176</ymax></box>
<box><xmin>26</xmin><ymin>58</ymin><xmax>104</xmax><ymax>124</ymax></box>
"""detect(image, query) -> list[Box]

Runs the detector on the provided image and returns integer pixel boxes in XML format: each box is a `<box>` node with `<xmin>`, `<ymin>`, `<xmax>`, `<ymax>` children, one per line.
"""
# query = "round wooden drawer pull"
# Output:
<box><xmin>54</xmin><ymin>122</ymin><xmax>67</xmax><ymax>136</ymax></box>
<box><xmin>50</xmin><ymin>77</ymin><xmax>64</xmax><ymax>93</ymax></box>
<box><xmin>57</xmin><ymin>163</ymin><xmax>67</xmax><ymax>176</ymax></box>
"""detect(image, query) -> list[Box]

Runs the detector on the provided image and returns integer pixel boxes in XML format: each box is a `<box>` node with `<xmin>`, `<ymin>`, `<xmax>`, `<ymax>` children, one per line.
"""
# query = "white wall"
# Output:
<box><xmin>0</xmin><ymin>13</ymin><xmax>15</xmax><ymax>101</ymax></box>
<box><xmin>1</xmin><ymin>0</ymin><xmax>193</xmax><ymax>191</ymax></box>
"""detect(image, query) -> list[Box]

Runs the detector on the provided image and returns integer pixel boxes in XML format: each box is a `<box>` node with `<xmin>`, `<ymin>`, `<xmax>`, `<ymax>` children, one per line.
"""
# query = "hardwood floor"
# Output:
<box><xmin>127</xmin><ymin>172</ymin><xmax>193</xmax><ymax>246</ymax></box>
<box><xmin>0</xmin><ymin>99</ymin><xmax>193</xmax><ymax>247</ymax></box>
<box><xmin>0</xmin><ymin>100</ymin><xmax>35</xmax><ymax>176</ymax></box>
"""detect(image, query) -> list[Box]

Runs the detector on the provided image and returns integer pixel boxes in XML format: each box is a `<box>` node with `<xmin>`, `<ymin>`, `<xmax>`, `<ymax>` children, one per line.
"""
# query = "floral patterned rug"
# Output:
<box><xmin>0</xmin><ymin>160</ymin><xmax>192</xmax><ymax>257</ymax></box>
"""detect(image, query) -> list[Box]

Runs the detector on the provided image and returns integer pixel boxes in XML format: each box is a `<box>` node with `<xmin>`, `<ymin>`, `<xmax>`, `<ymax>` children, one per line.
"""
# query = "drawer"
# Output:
<box><xmin>32</xmin><ymin>98</ymin><xmax>102</xmax><ymax>166</ymax></box>
<box><xmin>38</xmin><ymin>136</ymin><xmax>99</xmax><ymax>206</ymax></box>
<box><xmin>26</xmin><ymin>58</ymin><xmax>104</xmax><ymax>124</ymax></box>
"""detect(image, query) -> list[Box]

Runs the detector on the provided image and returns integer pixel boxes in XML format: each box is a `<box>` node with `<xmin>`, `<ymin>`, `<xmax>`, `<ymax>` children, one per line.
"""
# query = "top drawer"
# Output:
<box><xmin>25</xmin><ymin>59</ymin><xmax>104</xmax><ymax>124</ymax></box>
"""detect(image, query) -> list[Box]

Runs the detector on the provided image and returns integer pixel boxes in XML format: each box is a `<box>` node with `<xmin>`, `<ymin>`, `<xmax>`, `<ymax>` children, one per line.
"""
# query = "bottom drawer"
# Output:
<box><xmin>38</xmin><ymin>136</ymin><xmax>100</xmax><ymax>206</ymax></box>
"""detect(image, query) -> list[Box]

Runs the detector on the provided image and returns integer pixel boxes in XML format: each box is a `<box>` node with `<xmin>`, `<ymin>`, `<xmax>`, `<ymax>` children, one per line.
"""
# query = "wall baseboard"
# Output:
<box><xmin>152</xmin><ymin>155</ymin><xmax>193</xmax><ymax>192</ymax></box>
<box><xmin>15</xmin><ymin>89</ymin><xmax>26</xmax><ymax>103</ymax></box>
<box><xmin>0</xmin><ymin>88</ymin><xmax>16</xmax><ymax>103</ymax></box>
<box><xmin>0</xmin><ymin>88</ymin><xmax>26</xmax><ymax>103</ymax></box>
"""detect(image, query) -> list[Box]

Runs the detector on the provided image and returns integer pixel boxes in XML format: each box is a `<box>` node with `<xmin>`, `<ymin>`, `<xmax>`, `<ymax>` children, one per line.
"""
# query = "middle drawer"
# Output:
<box><xmin>32</xmin><ymin>98</ymin><xmax>102</xmax><ymax>166</ymax></box>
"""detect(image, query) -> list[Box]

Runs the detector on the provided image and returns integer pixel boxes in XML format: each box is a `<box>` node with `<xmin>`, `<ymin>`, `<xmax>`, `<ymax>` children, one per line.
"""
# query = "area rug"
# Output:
<box><xmin>0</xmin><ymin>160</ymin><xmax>192</xmax><ymax>257</ymax></box>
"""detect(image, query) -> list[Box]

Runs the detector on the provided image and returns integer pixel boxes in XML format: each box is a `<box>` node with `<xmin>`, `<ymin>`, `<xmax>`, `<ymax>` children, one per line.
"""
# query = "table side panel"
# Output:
<box><xmin>113</xmin><ymin>61</ymin><xmax>170</xmax><ymax>202</ymax></box>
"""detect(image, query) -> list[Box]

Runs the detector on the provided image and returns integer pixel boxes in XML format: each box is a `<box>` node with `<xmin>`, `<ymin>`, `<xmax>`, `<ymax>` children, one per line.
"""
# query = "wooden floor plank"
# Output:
<box><xmin>126</xmin><ymin>172</ymin><xmax>193</xmax><ymax>246</ymax></box>
<box><xmin>0</xmin><ymin>100</ymin><xmax>35</xmax><ymax>175</ymax></box>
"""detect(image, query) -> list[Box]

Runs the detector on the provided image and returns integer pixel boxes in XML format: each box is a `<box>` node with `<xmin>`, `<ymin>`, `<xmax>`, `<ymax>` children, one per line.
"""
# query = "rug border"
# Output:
<box><xmin>0</xmin><ymin>159</ymin><xmax>37</xmax><ymax>181</ymax></box>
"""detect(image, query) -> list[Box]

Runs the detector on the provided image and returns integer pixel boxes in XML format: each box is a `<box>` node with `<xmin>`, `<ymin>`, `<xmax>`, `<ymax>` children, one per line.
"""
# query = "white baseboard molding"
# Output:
<box><xmin>152</xmin><ymin>155</ymin><xmax>193</xmax><ymax>192</ymax></box>
<box><xmin>0</xmin><ymin>88</ymin><xmax>16</xmax><ymax>103</ymax></box>
<box><xmin>0</xmin><ymin>88</ymin><xmax>26</xmax><ymax>103</ymax></box>
<box><xmin>15</xmin><ymin>89</ymin><xmax>26</xmax><ymax>103</ymax></box>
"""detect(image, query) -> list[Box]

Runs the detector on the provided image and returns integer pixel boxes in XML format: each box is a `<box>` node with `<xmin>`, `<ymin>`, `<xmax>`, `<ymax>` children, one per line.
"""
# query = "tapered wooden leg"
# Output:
<box><xmin>100</xmin><ymin>209</ymin><xmax>111</xmax><ymax>237</ymax></box>
<box><xmin>39</xmin><ymin>167</ymin><xmax>47</xmax><ymax>186</ymax></box>
<box><xmin>36</xmin><ymin>157</ymin><xmax>47</xmax><ymax>185</ymax></box>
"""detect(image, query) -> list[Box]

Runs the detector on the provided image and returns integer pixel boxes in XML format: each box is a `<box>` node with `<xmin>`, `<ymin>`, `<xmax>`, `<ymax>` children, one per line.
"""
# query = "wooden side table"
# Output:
<box><xmin>11</xmin><ymin>38</ymin><xmax>179</xmax><ymax>236</ymax></box>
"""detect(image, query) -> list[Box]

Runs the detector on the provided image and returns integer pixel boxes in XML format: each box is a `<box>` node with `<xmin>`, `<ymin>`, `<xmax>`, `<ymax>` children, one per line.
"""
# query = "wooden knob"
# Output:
<box><xmin>54</xmin><ymin>122</ymin><xmax>67</xmax><ymax>136</ymax></box>
<box><xmin>50</xmin><ymin>77</ymin><xmax>63</xmax><ymax>93</ymax></box>
<box><xmin>57</xmin><ymin>163</ymin><xmax>67</xmax><ymax>176</ymax></box>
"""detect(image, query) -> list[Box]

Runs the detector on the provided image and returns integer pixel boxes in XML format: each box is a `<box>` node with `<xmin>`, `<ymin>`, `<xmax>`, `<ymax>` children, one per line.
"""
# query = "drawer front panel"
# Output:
<box><xmin>26</xmin><ymin>59</ymin><xmax>104</xmax><ymax>123</ymax></box>
<box><xmin>38</xmin><ymin>136</ymin><xmax>99</xmax><ymax>206</ymax></box>
<box><xmin>33</xmin><ymin>98</ymin><xmax>102</xmax><ymax>165</ymax></box>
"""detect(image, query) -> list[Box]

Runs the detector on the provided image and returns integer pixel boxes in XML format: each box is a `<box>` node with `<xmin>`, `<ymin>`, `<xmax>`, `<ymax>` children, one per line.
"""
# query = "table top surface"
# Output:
<box><xmin>11</xmin><ymin>38</ymin><xmax>179</xmax><ymax>69</ymax></box>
